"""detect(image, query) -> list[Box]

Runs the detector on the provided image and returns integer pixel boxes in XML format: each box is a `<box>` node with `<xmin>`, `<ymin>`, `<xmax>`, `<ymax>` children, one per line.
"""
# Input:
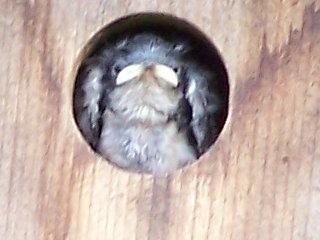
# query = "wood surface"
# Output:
<box><xmin>1</xmin><ymin>0</ymin><xmax>320</xmax><ymax>239</ymax></box>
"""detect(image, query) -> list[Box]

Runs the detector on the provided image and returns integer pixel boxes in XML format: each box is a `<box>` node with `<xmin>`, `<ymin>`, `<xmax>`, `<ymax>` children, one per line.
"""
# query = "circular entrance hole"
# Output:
<box><xmin>73</xmin><ymin>13</ymin><xmax>229</xmax><ymax>175</ymax></box>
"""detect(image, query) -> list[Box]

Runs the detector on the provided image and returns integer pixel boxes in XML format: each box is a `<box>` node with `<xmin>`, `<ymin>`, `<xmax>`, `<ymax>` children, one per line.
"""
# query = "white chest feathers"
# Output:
<box><xmin>98</xmin><ymin>111</ymin><xmax>196</xmax><ymax>174</ymax></box>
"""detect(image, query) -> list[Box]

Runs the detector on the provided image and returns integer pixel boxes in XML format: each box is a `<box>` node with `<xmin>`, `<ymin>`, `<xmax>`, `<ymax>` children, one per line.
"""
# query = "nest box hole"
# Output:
<box><xmin>72</xmin><ymin>13</ymin><xmax>229</xmax><ymax>175</ymax></box>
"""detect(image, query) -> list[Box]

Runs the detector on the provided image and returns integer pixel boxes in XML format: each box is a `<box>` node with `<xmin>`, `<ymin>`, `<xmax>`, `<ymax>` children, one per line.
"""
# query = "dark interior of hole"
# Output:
<box><xmin>78</xmin><ymin>13</ymin><xmax>229</xmax><ymax>137</ymax></box>
<box><xmin>74</xmin><ymin>13</ymin><xmax>229</xmax><ymax>172</ymax></box>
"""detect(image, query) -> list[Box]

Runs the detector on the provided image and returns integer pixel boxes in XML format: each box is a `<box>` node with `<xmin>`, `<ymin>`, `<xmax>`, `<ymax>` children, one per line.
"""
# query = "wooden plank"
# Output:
<box><xmin>0</xmin><ymin>0</ymin><xmax>320</xmax><ymax>239</ymax></box>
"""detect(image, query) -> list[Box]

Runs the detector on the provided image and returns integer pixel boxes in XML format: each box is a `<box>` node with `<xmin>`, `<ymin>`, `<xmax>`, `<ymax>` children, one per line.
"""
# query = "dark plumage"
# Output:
<box><xmin>74</xmin><ymin>33</ymin><xmax>225</xmax><ymax>174</ymax></box>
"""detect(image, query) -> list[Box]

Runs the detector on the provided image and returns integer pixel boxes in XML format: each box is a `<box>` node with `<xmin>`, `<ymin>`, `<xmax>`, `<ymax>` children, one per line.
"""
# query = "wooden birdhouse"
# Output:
<box><xmin>1</xmin><ymin>1</ymin><xmax>319</xmax><ymax>239</ymax></box>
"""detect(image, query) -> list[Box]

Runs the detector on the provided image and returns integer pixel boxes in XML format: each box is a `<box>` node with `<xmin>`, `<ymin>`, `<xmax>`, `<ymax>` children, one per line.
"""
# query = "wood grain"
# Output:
<box><xmin>0</xmin><ymin>0</ymin><xmax>319</xmax><ymax>239</ymax></box>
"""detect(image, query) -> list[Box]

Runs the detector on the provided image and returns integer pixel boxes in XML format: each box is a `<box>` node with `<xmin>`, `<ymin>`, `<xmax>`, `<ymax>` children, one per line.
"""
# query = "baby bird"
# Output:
<box><xmin>74</xmin><ymin>33</ymin><xmax>224</xmax><ymax>174</ymax></box>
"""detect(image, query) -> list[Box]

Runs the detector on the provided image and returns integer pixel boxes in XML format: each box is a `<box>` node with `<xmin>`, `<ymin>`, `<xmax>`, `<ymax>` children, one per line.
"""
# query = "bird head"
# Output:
<box><xmin>105</xmin><ymin>34</ymin><xmax>190</xmax><ymax>122</ymax></box>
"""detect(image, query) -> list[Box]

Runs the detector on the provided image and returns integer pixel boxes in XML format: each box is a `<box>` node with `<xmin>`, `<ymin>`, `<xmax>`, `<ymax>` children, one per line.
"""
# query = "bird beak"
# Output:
<box><xmin>115</xmin><ymin>64</ymin><xmax>144</xmax><ymax>85</ymax></box>
<box><xmin>116</xmin><ymin>64</ymin><xmax>179</xmax><ymax>87</ymax></box>
<box><xmin>153</xmin><ymin>64</ymin><xmax>179</xmax><ymax>87</ymax></box>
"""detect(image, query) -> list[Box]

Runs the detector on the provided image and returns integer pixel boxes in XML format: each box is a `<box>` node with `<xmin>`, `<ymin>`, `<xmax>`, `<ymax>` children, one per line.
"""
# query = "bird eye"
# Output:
<box><xmin>112</xmin><ymin>65</ymin><xmax>122</xmax><ymax>75</ymax></box>
<box><xmin>173</xmin><ymin>67</ymin><xmax>180</xmax><ymax>73</ymax></box>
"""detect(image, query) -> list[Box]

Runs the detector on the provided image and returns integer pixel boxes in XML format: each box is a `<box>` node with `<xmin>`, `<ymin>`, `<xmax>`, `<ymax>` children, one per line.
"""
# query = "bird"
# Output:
<box><xmin>73</xmin><ymin>32</ymin><xmax>226</xmax><ymax>175</ymax></box>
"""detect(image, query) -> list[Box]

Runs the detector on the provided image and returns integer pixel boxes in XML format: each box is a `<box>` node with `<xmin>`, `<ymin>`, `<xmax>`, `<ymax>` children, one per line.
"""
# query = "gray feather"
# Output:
<box><xmin>74</xmin><ymin>32</ymin><xmax>226</xmax><ymax>174</ymax></box>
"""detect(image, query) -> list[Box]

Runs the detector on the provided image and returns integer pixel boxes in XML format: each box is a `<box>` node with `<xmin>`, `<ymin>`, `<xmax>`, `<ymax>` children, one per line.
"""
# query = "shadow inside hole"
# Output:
<box><xmin>73</xmin><ymin>13</ymin><xmax>229</xmax><ymax>175</ymax></box>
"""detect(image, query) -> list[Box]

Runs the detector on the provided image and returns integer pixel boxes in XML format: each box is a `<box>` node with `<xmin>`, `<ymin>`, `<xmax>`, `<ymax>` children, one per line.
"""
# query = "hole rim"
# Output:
<box><xmin>72</xmin><ymin>12</ymin><xmax>230</xmax><ymax>175</ymax></box>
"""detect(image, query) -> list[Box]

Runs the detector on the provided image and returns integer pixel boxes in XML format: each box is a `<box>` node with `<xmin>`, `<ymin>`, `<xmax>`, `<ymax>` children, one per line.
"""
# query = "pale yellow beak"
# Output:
<box><xmin>115</xmin><ymin>64</ymin><xmax>179</xmax><ymax>87</ymax></box>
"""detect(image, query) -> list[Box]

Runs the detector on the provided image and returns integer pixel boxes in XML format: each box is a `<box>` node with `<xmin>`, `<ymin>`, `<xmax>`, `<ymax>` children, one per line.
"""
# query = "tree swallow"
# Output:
<box><xmin>74</xmin><ymin>33</ymin><xmax>227</xmax><ymax>174</ymax></box>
